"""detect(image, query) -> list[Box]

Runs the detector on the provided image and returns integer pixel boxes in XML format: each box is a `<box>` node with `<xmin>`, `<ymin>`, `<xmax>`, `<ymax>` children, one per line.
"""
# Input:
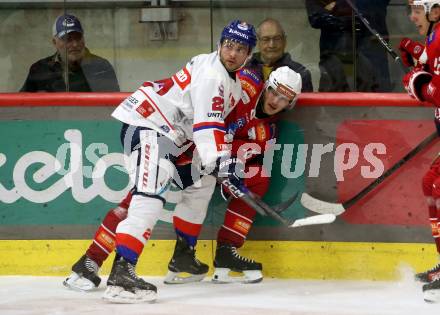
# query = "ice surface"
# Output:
<box><xmin>0</xmin><ymin>274</ymin><xmax>439</xmax><ymax>315</ymax></box>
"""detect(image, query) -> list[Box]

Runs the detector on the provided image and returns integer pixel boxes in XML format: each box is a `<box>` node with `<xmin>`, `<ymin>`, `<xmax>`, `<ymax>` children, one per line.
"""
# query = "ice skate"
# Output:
<box><xmin>103</xmin><ymin>256</ymin><xmax>157</xmax><ymax>304</ymax></box>
<box><xmin>423</xmin><ymin>277</ymin><xmax>440</xmax><ymax>303</ymax></box>
<box><xmin>164</xmin><ymin>236</ymin><xmax>209</xmax><ymax>284</ymax></box>
<box><xmin>212</xmin><ymin>244</ymin><xmax>263</xmax><ymax>284</ymax></box>
<box><xmin>63</xmin><ymin>254</ymin><xmax>101</xmax><ymax>291</ymax></box>
<box><xmin>415</xmin><ymin>262</ymin><xmax>440</xmax><ymax>283</ymax></box>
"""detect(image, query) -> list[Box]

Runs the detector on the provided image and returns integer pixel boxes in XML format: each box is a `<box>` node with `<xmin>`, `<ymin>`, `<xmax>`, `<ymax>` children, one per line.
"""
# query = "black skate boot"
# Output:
<box><xmin>63</xmin><ymin>254</ymin><xmax>101</xmax><ymax>291</ymax></box>
<box><xmin>164</xmin><ymin>235</ymin><xmax>209</xmax><ymax>284</ymax></box>
<box><xmin>415</xmin><ymin>262</ymin><xmax>440</xmax><ymax>283</ymax></box>
<box><xmin>103</xmin><ymin>255</ymin><xmax>157</xmax><ymax>304</ymax></box>
<box><xmin>423</xmin><ymin>276</ymin><xmax>440</xmax><ymax>303</ymax></box>
<box><xmin>212</xmin><ymin>244</ymin><xmax>263</xmax><ymax>284</ymax></box>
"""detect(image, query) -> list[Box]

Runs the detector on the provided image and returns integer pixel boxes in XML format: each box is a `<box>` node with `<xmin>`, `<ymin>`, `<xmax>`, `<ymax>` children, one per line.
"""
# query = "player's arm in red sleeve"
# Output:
<box><xmin>420</xmin><ymin>74</ymin><xmax>440</xmax><ymax>107</ymax></box>
<box><xmin>233</xmin><ymin>118</ymin><xmax>278</xmax><ymax>163</ymax></box>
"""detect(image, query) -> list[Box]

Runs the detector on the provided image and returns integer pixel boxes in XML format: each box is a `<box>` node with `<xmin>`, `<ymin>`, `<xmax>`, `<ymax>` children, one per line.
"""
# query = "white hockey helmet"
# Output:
<box><xmin>412</xmin><ymin>0</ymin><xmax>440</xmax><ymax>14</ymax></box>
<box><xmin>265</xmin><ymin>66</ymin><xmax>302</xmax><ymax>109</ymax></box>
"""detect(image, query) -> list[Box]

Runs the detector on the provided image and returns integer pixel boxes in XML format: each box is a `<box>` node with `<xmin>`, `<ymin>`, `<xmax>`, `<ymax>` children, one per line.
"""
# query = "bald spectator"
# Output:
<box><xmin>247</xmin><ymin>18</ymin><xmax>313</xmax><ymax>92</ymax></box>
<box><xmin>21</xmin><ymin>14</ymin><xmax>119</xmax><ymax>92</ymax></box>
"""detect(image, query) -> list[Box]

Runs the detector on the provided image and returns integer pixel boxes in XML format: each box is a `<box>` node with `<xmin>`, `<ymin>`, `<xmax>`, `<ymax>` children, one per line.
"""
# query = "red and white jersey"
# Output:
<box><xmin>112</xmin><ymin>52</ymin><xmax>242</xmax><ymax>166</ymax></box>
<box><xmin>418</xmin><ymin>23</ymin><xmax>440</xmax><ymax>106</ymax></box>
<box><xmin>226</xmin><ymin>68</ymin><xmax>279</xmax><ymax>162</ymax></box>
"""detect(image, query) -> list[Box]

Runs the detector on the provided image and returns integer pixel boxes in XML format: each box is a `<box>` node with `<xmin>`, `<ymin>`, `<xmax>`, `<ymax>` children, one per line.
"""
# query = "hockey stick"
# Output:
<box><xmin>249</xmin><ymin>190</ymin><xmax>299</xmax><ymax>214</ymax></box>
<box><xmin>218</xmin><ymin>178</ymin><xmax>336</xmax><ymax>228</ymax></box>
<box><xmin>344</xmin><ymin>0</ymin><xmax>408</xmax><ymax>72</ymax></box>
<box><xmin>301</xmin><ymin>131</ymin><xmax>438</xmax><ymax>215</ymax></box>
<box><xmin>299</xmin><ymin>0</ymin><xmax>425</xmax><ymax>215</ymax></box>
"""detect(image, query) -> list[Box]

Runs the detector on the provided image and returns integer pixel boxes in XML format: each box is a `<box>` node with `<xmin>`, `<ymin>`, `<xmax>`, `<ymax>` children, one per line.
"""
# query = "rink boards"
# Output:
<box><xmin>1</xmin><ymin>95</ymin><xmax>439</xmax><ymax>280</ymax></box>
<box><xmin>0</xmin><ymin>239</ymin><xmax>437</xmax><ymax>280</ymax></box>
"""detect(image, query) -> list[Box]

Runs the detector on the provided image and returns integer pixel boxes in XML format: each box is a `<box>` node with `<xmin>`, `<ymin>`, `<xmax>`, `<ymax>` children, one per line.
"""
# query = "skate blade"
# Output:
<box><xmin>102</xmin><ymin>285</ymin><xmax>157</xmax><ymax>304</ymax></box>
<box><xmin>424</xmin><ymin>289</ymin><xmax>440</xmax><ymax>303</ymax></box>
<box><xmin>63</xmin><ymin>273</ymin><xmax>97</xmax><ymax>292</ymax></box>
<box><xmin>164</xmin><ymin>271</ymin><xmax>206</xmax><ymax>284</ymax></box>
<box><xmin>212</xmin><ymin>268</ymin><xmax>263</xmax><ymax>284</ymax></box>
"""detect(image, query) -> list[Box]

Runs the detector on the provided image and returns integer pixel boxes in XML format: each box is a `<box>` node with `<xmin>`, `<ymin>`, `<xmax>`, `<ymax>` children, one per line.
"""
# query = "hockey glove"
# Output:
<box><xmin>402</xmin><ymin>67</ymin><xmax>432</xmax><ymax>102</ymax></box>
<box><xmin>399</xmin><ymin>38</ymin><xmax>425</xmax><ymax>67</ymax></box>
<box><xmin>217</xmin><ymin>157</ymin><xmax>246</xmax><ymax>201</ymax></box>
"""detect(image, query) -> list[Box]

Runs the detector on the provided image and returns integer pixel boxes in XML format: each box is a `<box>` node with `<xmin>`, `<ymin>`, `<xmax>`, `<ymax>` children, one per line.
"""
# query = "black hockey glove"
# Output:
<box><xmin>217</xmin><ymin>157</ymin><xmax>246</xmax><ymax>201</ymax></box>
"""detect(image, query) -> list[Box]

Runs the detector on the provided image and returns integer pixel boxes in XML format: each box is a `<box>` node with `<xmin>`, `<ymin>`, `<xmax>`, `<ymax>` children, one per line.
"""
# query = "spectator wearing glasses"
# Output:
<box><xmin>247</xmin><ymin>18</ymin><xmax>313</xmax><ymax>92</ymax></box>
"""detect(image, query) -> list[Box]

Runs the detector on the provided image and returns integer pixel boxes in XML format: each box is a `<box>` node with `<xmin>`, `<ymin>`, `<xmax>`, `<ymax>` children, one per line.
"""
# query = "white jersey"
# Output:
<box><xmin>112</xmin><ymin>51</ymin><xmax>242</xmax><ymax>166</ymax></box>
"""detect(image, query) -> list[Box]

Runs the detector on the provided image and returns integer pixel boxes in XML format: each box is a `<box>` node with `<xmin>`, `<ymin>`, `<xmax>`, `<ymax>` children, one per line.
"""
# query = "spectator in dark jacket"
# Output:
<box><xmin>247</xmin><ymin>18</ymin><xmax>313</xmax><ymax>92</ymax></box>
<box><xmin>305</xmin><ymin>0</ymin><xmax>392</xmax><ymax>92</ymax></box>
<box><xmin>21</xmin><ymin>14</ymin><xmax>119</xmax><ymax>92</ymax></box>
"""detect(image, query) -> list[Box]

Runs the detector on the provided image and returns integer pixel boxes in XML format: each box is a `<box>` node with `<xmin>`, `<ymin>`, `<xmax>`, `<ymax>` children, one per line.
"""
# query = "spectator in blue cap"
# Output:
<box><xmin>21</xmin><ymin>14</ymin><xmax>119</xmax><ymax>92</ymax></box>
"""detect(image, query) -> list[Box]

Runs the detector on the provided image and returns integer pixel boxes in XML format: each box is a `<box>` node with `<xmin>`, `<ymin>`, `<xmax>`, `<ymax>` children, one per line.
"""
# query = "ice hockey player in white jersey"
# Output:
<box><xmin>102</xmin><ymin>20</ymin><xmax>257</xmax><ymax>304</ymax></box>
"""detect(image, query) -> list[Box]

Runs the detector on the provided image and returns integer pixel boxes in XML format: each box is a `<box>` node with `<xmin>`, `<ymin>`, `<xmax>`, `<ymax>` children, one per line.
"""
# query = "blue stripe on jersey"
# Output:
<box><xmin>193</xmin><ymin>125</ymin><xmax>226</xmax><ymax>132</ymax></box>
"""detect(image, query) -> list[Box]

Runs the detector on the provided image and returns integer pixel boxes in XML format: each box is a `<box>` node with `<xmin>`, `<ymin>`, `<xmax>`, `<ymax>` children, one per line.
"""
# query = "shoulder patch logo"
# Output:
<box><xmin>172</xmin><ymin>67</ymin><xmax>191</xmax><ymax>90</ymax></box>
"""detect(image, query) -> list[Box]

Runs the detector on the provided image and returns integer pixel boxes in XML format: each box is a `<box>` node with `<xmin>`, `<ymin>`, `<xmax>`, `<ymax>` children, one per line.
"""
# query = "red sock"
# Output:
<box><xmin>217</xmin><ymin>166</ymin><xmax>269</xmax><ymax>248</ymax></box>
<box><xmin>217</xmin><ymin>206</ymin><xmax>255</xmax><ymax>248</ymax></box>
<box><xmin>435</xmin><ymin>206</ymin><xmax>440</xmax><ymax>254</ymax></box>
<box><xmin>86</xmin><ymin>206</ymin><xmax>128</xmax><ymax>266</ymax></box>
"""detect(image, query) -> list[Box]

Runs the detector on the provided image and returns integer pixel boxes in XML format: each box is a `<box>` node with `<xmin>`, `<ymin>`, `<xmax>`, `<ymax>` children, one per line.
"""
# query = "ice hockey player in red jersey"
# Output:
<box><xmin>399</xmin><ymin>0</ymin><xmax>440</xmax><ymax>303</ymax></box>
<box><xmin>211</xmin><ymin>66</ymin><xmax>302</xmax><ymax>284</ymax></box>
<box><xmin>166</xmin><ymin>66</ymin><xmax>302</xmax><ymax>284</ymax></box>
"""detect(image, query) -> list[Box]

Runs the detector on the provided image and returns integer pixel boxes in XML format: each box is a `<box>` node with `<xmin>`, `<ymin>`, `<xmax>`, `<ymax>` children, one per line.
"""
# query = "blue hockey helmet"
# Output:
<box><xmin>220</xmin><ymin>20</ymin><xmax>257</xmax><ymax>51</ymax></box>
